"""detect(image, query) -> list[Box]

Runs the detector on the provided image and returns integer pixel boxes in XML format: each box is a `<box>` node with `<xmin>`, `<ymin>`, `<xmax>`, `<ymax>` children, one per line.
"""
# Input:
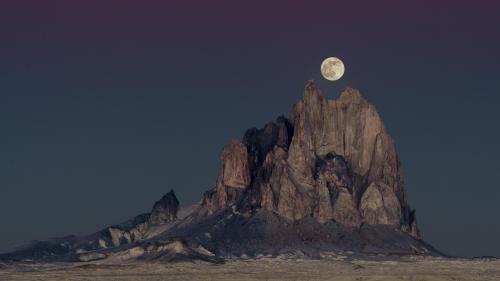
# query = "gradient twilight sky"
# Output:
<box><xmin>1</xmin><ymin>1</ymin><xmax>499</xmax><ymax>257</ymax></box>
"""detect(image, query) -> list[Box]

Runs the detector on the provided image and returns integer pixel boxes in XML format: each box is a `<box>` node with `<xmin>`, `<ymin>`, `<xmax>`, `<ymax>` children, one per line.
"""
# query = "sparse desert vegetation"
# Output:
<box><xmin>1</xmin><ymin>256</ymin><xmax>499</xmax><ymax>281</ymax></box>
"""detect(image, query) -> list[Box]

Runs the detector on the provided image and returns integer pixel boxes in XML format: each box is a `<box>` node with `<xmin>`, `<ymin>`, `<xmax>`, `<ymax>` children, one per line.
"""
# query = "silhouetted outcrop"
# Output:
<box><xmin>149</xmin><ymin>189</ymin><xmax>179</xmax><ymax>225</ymax></box>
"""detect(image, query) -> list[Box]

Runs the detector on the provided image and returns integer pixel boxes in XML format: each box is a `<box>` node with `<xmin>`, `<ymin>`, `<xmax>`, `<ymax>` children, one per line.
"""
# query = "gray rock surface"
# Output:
<box><xmin>149</xmin><ymin>189</ymin><xmax>179</xmax><ymax>225</ymax></box>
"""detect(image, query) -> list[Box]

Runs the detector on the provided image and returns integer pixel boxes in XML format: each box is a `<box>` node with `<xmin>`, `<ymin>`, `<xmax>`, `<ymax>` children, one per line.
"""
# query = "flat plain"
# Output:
<box><xmin>1</xmin><ymin>256</ymin><xmax>499</xmax><ymax>281</ymax></box>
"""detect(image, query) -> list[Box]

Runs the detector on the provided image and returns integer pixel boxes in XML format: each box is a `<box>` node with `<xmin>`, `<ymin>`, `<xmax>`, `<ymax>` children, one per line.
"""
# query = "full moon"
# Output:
<box><xmin>321</xmin><ymin>57</ymin><xmax>345</xmax><ymax>81</ymax></box>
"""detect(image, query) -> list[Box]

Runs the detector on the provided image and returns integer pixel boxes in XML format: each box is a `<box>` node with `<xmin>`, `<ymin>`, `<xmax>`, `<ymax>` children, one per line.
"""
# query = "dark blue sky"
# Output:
<box><xmin>1</xmin><ymin>1</ymin><xmax>499</xmax><ymax>257</ymax></box>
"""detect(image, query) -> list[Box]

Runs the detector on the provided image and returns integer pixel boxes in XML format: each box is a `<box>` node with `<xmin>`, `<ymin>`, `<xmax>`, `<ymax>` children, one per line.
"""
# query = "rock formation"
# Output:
<box><xmin>149</xmin><ymin>189</ymin><xmax>180</xmax><ymax>225</ymax></box>
<box><xmin>203</xmin><ymin>140</ymin><xmax>251</xmax><ymax>212</ymax></box>
<box><xmin>0</xmin><ymin>81</ymin><xmax>436</xmax><ymax>263</ymax></box>
<box><xmin>202</xmin><ymin>80</ymin><xmax>420</xmax><ymax>239</ymax></box>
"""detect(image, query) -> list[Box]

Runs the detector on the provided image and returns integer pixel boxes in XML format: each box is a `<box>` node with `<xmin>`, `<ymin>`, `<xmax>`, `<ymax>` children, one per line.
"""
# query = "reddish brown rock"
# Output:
<box><xmin>203</xmin><ymin>139</ymin><xmax>250</xmax><ymax>213</ymax></box>
<box><xmin>220</xmin><ymin>140</ymin><xmax>251</xmax><ymax>189</ymax></box>
<box><xmin>202</xmin><ymin>80</ymin><xmax>420</xmax><ymax>239</ymax></box>
<box><xmin>359</xmin><ymin>183</ymin><xmax>389</xmax><ymax>225</ymax></box>
<box><xmin>332</xmin><ymin>188</ymin><xmax>361</xmax><ymax>226</ymax></box>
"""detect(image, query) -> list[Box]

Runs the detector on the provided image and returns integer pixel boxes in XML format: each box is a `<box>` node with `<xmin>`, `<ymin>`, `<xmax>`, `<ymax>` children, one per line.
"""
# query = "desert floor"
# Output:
<box><xmin>1</xmin><ymin>256</ymin><xmax>499</xmax><ymax>281</ymax></box>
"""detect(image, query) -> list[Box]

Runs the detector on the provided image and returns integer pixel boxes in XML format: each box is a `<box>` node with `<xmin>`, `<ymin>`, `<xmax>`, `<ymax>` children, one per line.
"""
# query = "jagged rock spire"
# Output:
<box><xmin>203</xmin><ymin>80</ymin><xmax>420</xmax><ymax>239</ymax></box>
<box><xmin>149</xmin><ymin>189</ymin><xmax>179</xmax><ymax>225</ymax></box>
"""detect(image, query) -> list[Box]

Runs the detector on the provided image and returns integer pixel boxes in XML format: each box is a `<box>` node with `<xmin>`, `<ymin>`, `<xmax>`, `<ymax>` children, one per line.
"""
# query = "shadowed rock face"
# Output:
<box><xmin>149</xmin><ymin>190</ymin><xmax>180</xmax><ymax>225</ymax></box>
<box><xmin>202</xmin><ymin>80</ymin><xmax>420</xmax><ymax>239</ymax></box>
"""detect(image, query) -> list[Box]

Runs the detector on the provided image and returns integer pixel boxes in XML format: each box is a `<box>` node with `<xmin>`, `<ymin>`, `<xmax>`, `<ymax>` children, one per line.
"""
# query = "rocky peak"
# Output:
<box><xmin>243</xmin><ymin>117</ymin><xmax>293</xmax><ymax>172</ymax></box>
<box><xmin>338</xmin><ymin>87</ymin><xmax>364</xmax><ymax>104</ymax></box>
<box><xmin>202</xmin><ymin>140</ymin><xmax>251</xmax><ymax>213</ymax></box>
<box><xmin>149</xmin><ymin>189</ymin><xmax>179</xmax><ymax>225</ymax></box>
<box><xmin>303</xmin><ymin>80</ymin><xmax>325</xmax><ymax>107</ymax></box>
<box><xmin>202</xmin><ymin>80</ymin><xmax>420</xmax><ymax>239</ymax></box>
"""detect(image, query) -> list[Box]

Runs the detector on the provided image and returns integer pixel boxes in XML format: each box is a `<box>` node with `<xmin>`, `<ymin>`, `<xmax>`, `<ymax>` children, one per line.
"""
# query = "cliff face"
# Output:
<box><xmin>203</xmin><ymin>81</ymin><xmax>420</xmax><ymax>239</ymax></box>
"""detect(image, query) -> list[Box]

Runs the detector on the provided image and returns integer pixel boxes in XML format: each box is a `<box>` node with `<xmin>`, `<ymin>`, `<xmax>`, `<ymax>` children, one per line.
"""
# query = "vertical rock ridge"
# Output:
<box><xmin>203</xmin><ymin>140</ymin><xmax>250</xmax><ymax>213</ymax></box>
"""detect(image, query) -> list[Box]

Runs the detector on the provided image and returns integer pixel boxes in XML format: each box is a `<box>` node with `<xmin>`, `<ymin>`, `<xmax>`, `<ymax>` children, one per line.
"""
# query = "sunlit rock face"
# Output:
<box><xmin>202</xmin><ymin>80</ymin><xmax>420</xmax><ymax>239</ymax></box>
<box><xmin>202</xmin><ymin>140</ymin><xmax>251</xmax><ymax>213</ymax></box>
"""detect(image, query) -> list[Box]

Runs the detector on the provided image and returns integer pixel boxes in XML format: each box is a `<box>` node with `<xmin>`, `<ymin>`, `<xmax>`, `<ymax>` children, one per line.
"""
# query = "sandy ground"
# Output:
<box><xmin>1</xmin><ymin>256</ymin><xmax>500</xmax><ymax>281</ymax></box>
